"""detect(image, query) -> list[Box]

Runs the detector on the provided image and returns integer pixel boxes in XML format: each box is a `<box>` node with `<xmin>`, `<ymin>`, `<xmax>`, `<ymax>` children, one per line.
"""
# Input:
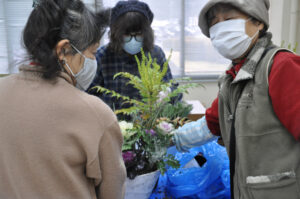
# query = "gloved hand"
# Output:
<box><xmin>171</xmin><ymin>116</ymin><xmax>218</xmax><ymax>152</ymax></box>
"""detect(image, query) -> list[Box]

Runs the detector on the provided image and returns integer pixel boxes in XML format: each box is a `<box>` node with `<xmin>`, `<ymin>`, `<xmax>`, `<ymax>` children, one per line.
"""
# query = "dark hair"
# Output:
<box><xmin>108</xmin><ymin>11</ymin><xmax>154</xmax><ymax>54</ymax></box>
<box><xmin>23</xmin><ymin>0</ymin><xmax>109</xmax><ymax>79</ymax></box>
<box><xmin>207</xmin><ymin>3</ymin><xmax>267</xmax><ymax>37</ymax></box>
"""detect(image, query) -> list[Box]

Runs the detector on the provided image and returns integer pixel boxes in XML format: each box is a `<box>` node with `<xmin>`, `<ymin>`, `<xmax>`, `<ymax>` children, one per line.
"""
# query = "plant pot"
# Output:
<box><xmin>125</xmin><ymin>170</ymin><xmax>160</xmax><ymax>199</ymax></box>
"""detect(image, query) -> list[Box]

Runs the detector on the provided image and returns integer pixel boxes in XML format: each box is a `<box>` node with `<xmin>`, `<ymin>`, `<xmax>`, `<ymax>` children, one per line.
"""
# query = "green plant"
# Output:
<box><xmin>158</xmin><ymin>101</ymin><xmax>193</xmax><ymax>120</ymax></box>
<box><xmin>281</xmin><ymin>41</ymin><xmax>298</xmax><ymax>53</ymax></box>
<box><xmin>93</xmin><ymin>49</ymin><xmax>198</xmax><ymax>178</ymax></box>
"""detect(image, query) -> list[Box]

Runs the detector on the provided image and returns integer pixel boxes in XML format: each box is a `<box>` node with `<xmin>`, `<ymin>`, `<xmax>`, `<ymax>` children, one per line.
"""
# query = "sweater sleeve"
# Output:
<box><xmin>269</xmin><ymin>52</ymin><xmax>300</xmax><ymax>141</ymax></box>
<box><xmin>96</xmin><ymin>121</ymin><xmax>126</xmax><ymax>199</ymax></box>
<box><xmin>205</xmin><ymin>97</ymin><xmax>221</xmax><ymax>136</ymax></box>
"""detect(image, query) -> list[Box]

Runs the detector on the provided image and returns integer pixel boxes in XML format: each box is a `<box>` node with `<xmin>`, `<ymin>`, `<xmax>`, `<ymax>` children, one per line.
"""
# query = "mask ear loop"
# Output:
<box><xmin>63</xmin><ymin>59</ymin><xmax>75</xmax><ymax>77</ymax></box>
<box><xmin>245</xmin><ymin>18</ymin><xmax>260</xmax><ymax>40</ymax></box>
<box><xmin>70</xmin><ymin>44</ymin><xmax>88</xmax><ymax>59</ymax></box>
<box><xmin>57</xmin><ymin>58</ymin><xmax>77</xmax><ymax>85</ymax></box>
<box><xmin>250</xmin><ymin>30</ymin><xmax>260</xmax><ymax>40</ymax></box>
<box><xmin>57</xmin><ymin>46</ymin><xmax>75</xmax><ymax>76</ymax></box>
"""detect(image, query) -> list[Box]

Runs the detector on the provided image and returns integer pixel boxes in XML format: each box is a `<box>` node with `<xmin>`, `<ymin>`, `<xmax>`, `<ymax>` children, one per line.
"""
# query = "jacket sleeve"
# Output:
<box><xmin>96</xmin><ymin>121</ymin><xmax>126</xmax><ymax>199</ymax></box>
<box><xmin>154</xmin><ymin>45</ymin><xmax>173</xmax><ymax>82</ymax></box>
<box><xmin>269</xmin><ymin>52</ymin><xmax>300</xmax><ymax>141</ymax></box>
<box><xmin>205</xmin><ymin>97</ymin><xmax>221</xmax><ymax>136</ymax></box>
<box><xmin>155</xmin><ymin>46</ymin><xmax>183</xmax><ymax>102</ymax></box>
<box><xmin>173</xmin><ymin>116</ymin><xmax>218</xmax><ymax>152</ymax></box>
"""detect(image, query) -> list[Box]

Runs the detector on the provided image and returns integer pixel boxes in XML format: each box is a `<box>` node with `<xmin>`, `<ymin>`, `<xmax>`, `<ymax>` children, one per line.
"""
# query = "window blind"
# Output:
<box><xmin>0</xmin><ymin>0</ymin><xmax>101</xmax><ymax>74</ymax></box>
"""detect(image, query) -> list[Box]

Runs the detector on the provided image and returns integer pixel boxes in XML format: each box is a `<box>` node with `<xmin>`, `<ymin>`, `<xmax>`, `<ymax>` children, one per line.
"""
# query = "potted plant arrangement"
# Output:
<box><xmin>93</xmin><ymin>50</ymin><xmax>198</xmax><ymax>199</ymax></box>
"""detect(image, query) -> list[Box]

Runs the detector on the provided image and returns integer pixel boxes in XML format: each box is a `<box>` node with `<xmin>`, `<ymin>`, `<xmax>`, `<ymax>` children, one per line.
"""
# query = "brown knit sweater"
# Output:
<box><xmin>0</xmin><ymin>66</ymin><xmax>126</xmax><ymax>199</ymax></box>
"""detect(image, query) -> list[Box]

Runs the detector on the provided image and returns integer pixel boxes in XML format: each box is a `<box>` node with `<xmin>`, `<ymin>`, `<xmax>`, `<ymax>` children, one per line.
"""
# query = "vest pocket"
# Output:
<box><xmin>247</xmin><ymin>171</ymin><xmax>300</xmax><ymax>199</ymax></box>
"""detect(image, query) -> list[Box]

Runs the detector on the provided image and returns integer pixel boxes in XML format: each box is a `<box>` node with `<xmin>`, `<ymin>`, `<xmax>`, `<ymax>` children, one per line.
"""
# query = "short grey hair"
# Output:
<box><xmin>23</xmin><ymin>0</ymin><xmax>109</xmax><ymax>79</ymax></box>
<box><xmin>61</xmin><ymin>8</ymin><xmax>102</xmax><ymax>53</ymax></box>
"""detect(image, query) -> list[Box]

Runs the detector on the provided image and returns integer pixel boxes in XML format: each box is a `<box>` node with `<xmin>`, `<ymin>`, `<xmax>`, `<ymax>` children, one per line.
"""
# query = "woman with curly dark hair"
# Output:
<box><xmin>0</xmin><ymin>0</ymin><xmax>126</xmax><ymax>198</ymax></box>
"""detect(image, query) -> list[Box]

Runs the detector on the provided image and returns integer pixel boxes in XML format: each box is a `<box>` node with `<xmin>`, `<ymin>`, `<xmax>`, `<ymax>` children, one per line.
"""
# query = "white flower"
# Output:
<box><xmin>119</xmin><ymin>121</ymin><xmax>133</xmax><ymax>137</ymax></box>
<box><xmin>157</xmin><ymin>87</ymin><xmax>172</xmax><ymax>103</ymax></box>
<box><xmin>157</xmin><ymin>121</ymin><xmax>174</xmax><ymax>135</ymax></box>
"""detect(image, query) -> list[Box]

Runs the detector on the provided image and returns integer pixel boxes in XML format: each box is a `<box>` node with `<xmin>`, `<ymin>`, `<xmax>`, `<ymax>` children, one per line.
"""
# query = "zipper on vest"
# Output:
<box><xmin>227</xmin><ymin>83</ymin><xmax>235</xmax><ymax>122</ymax></box>
<box><xmin>228</xmin><ymin>83</ymin><xmax>242</xmax><ymax>198</ymax></box>
<box><xmin>228</xmin><ymin>114</ymin><xmax>234</xmax><ymax>122</ymax></box>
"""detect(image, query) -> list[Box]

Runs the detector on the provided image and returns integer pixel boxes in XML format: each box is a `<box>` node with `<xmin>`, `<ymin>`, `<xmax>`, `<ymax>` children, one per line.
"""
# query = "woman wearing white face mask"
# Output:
<box><xmin>87</xmin><ymin>0</ymin><xmax>181</xmax><ymax>121</ymax></box>
<box><xmin>209</xmin><ymin>17</ymin><xmax>261</xmax><ymax>61</ymax></box>
<box><xmin>171</xmin><ymin>1</ymin><xmax>300</xmax><ymax>199</ymax></box>
<box><xmin>0</xmin><ymin>0</ymin><xmax>126</xmax><ymax>198</ymax></box>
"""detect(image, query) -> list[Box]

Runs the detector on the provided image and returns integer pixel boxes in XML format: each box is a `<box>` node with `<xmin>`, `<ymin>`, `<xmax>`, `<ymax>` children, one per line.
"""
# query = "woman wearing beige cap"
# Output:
<box><xmin>171</xmin><ymin>0</ymin><xmax>300</xmax><ymax>198</ymax></box>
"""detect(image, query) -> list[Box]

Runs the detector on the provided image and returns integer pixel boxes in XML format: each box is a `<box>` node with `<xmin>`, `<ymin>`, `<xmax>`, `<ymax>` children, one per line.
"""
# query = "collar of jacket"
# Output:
<box><xmin>231</xmin><ymin>32</ymin><xmax>273</xmax><ymax>84</ymax></box>
<box><xmin>19</xmin><ymin>64</ymin><xmax>76</xmax><ymax>86</ymax></box>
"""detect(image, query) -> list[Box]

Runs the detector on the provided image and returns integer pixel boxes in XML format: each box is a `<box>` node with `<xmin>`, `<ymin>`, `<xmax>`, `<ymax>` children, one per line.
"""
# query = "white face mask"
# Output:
<box><xmin>64</xmin><ymin>45</ymin><xmax>97</xmax><ymax>91</ymax></box>
<box><xmin>209</xmin><ymin>19</ymin><xmax>259</xmax><ymax>60</ymax></box>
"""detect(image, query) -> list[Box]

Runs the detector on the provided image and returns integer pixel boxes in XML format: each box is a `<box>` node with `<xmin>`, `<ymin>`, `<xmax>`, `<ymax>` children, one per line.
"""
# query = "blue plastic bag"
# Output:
<box><xmin>150</xmin><ymin>139</ymin><xmax>230</xmax><ymax>199</ymax></box>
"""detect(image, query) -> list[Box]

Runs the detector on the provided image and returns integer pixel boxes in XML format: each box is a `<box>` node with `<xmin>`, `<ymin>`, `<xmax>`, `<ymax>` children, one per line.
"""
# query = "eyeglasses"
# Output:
<box><xmin>123</xmin><ymin>32</ymin><xmax>143</xmax><ymax>43</ymax></box>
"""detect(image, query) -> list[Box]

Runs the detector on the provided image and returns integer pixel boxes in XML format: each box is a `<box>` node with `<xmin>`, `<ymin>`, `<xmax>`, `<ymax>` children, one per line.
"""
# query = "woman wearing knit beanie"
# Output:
<box><xmin>88</xmin><ymin>0</ymin><xmax>180</xmax><ymax>121</ymax></box>
<box><xmin>172</xmin><ymin>0</ymin><xmax>300</xmax><ymax>199</ymax></box>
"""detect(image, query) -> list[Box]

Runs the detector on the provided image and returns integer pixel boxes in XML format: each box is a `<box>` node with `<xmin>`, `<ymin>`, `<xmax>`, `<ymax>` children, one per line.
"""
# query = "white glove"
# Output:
<box><xmin>172</xmin><ymin>116</ymin><xmax>218</xmax><ymax>152</ymax></box>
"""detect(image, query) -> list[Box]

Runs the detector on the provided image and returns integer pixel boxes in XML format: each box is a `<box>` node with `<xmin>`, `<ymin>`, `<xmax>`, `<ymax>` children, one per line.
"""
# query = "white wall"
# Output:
<box><xmin>183</xmin><ymin>0</ymin><xmax>300</xmax><ymax>107</ymax></box>
<box><xmin>270</xmin><ymin>0</ymin><xmax>300</xmax><ymax>51</ymax></box>
<box><xmin>269</xmin><ymin>0</ymin><xmax>285</xmax><ymax>46</ymax></box>
<box><xmin>183</xmin><ymin>81</ymin><xmax>219</xmax><ymax>108</ymax></box>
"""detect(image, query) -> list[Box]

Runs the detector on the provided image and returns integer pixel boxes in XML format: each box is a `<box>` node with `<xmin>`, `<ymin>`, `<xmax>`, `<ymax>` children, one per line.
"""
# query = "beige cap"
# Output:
<box><xmin>198</xmin><ymin>0</ymin><xmax>270</xmax><ymax>37</ymax></box>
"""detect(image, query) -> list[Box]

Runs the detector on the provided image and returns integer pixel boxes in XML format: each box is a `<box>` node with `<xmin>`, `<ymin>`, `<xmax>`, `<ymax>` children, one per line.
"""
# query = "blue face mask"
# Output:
<box><xmin>123</xmin><ymin>37</ymin><xmax>143</xmax><ymax>55</ymax></box>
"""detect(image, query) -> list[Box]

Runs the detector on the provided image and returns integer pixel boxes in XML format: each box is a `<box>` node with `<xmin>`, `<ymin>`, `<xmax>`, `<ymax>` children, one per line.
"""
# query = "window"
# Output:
<box><xmin>0</xmin><ymin>0</ymin><xmax>101</xmax><ymax>74</ymax></box>
<box><xmin>0</xmin><ymin>0</ymin><xmax>8</xmax><ymax>73</ymax></box>
<box><xmin>183</xmin><ymin>0</ymin><xmax>230</xmax><ymax>78</ymax></box>
<box><xmin>102</xmin><ymin>0</ymin><xmax>230</xmax><ymax>79</ymax></box>
<box><xmin>0</xmin><ymin>0</ymin><xmax>33</xmax><ymax>74</ymax></box>
<box><xmin>0</xmin><ymin>0</ymin><xmax>229</xmax><ymax>78</ymax></box>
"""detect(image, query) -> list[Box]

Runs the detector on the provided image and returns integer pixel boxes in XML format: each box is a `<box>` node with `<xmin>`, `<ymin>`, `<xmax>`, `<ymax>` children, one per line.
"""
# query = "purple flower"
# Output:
<box><xmin>145</xmin><ymin>129</ymin><xmax>157</xmax><ymax>136</ymax></box>
<box><xmin>122</xmin><ymin>151</ymin><xmax>136</xmax><ymax>163</ymax></box>
<box><xmin>157</xmin><ymin>121</ymin><xmax>174</xmax><ymax>135</ymax></box>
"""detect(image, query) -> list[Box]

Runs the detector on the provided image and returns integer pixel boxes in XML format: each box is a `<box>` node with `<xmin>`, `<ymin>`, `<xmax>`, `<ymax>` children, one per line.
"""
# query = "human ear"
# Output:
<box><xmin>258</xmin><ymin>22</ymin><xmax>265</xmax><ymax>31</ymax></box>
<box><xmin>251</xmin><ymin>19</ymin><xmax>265</xmax><ymax>31</ymax></box>
<box><xmin>56</xmin><ymin>39</ymin><xmax>71</xmax><ymax>61</ymax></box>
